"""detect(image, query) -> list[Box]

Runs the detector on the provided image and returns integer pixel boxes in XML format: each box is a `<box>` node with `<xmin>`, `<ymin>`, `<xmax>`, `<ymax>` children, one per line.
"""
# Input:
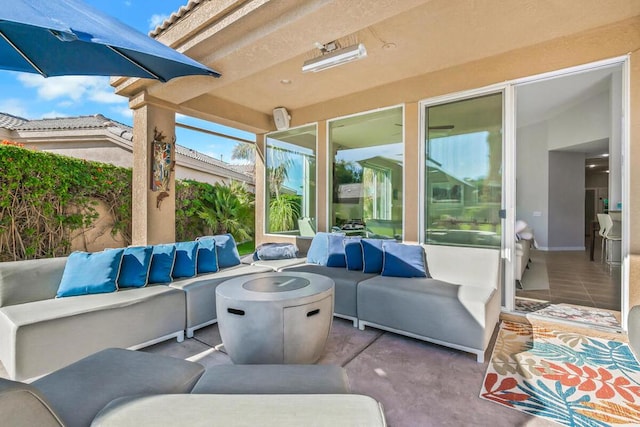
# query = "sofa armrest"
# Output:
<box><xmin>0</xmin><ymin>257</ymin><xmax>67</xmax><ymax>307</ymax></box>
<box><xmin>628</xmin><ymin>305</ymin><xmax>640</xmax><ymax>359</ymax></box>
<box><xmin>0</xmin><ymin>378</ymin><xmax>64</xmax><ymax>426</ymax></box>
<box><xmin>423</xmin><ymin>245</ymin><xmax>500</xmax><ymax>289</ymax></box>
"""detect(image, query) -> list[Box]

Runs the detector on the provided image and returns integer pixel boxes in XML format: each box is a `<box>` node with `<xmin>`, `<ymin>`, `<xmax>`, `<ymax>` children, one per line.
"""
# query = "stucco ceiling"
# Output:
<box><xmin>112</xmin><ymin>0</ymin><xmax>640</xmax><ymax>133</ymax></box>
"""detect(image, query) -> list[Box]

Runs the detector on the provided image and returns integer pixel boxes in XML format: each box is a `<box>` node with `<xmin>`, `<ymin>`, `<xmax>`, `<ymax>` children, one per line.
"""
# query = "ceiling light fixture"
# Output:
<box><xmin>302</xmin><ymin>42</ymin><xmax>367</xmax><ymax>73</ymax></box>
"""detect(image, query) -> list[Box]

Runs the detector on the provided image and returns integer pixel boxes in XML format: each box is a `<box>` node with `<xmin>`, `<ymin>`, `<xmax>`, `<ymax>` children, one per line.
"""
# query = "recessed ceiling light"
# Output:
<box><xmin>280</xmin><ymin>79</ymin><xmax>292</xmax><ymax>85</ymax></box>
<box><xmin>605</xmin><ymin>170</ymin><xmax>610</xmax><ymax>173</ymax></box>
<box><xmin>602</xmin><ymin>153</ymin><xmax>609</xmax><ymax>157</ymax></box>
<box><xmin>588</xmin><ymin>164</ymin><xmax>596</xmax><ymax>168</ymax></box>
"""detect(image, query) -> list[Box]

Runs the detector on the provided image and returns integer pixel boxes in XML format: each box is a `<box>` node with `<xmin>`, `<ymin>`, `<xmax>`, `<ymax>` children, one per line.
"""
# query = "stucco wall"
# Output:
<box><xmin>254</xmin><ymin>17</ymin><xmax>640</xmax><ymax>308</ymax></box>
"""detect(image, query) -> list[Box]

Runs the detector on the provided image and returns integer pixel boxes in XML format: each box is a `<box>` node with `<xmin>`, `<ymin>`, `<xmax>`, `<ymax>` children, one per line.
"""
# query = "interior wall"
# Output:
<box><xmin>547</xmin><ymin>90</ymin><xmax>610</xmax><ymax>151</ymax></box>
<box><xmin>548</xmin><ymin>151</ymin><xmax>586</xmax><ymax>249</ymax></box>
<box><xmin>516</xmin><ymin>122</ymin><xmax>549</xmax><ymax>249</ymax></box>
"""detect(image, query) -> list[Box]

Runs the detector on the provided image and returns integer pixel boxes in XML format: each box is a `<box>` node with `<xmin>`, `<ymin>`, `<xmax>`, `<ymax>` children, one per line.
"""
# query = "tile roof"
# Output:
<box><xmin>1</xmin><ymin>111</ymin><xmax>253</xmax><ymax>179</ymax></box>
<box><xmin>10</xmin><ymin>114</ymin><xmax>128</xmax><ymax>132</ymax></box>
<box><xmin>0</xmin><ymin>112</ymin><xmax>28</xmax><ymax>130</ymax></box>
<box><xmin>149</xmin><ymin>0</ymin><xmax>203</xmax><ymax>38</ymax></box>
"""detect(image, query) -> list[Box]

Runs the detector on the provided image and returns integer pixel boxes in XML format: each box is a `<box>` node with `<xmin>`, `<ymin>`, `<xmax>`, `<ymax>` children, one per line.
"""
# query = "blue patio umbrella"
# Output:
<box><xmin>0</xmin><ymin>0</ymin><xmax>220</xmax><ymax>81</ymax></box>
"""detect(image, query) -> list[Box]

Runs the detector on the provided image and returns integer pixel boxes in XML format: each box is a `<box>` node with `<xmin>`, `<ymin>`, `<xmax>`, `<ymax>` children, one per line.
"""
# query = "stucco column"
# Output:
<box><xmin>131</xmin><ymin>99</ymin><xmax>176</xmax><ymax>245</ymax></box>
<box><xmin>254</xmin><ymin>133</ymin><xmax>266</xmax><ymax>246</ymax></box>
<box><xmin>404</xmin><ymin>102</ymin><xmax>420</xmax><ymax>243</ymax></box>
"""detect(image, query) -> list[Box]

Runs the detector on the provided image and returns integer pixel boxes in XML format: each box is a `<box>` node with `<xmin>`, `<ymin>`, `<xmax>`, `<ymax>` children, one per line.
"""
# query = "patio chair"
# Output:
<box><xmin>298</xmin><ymin>217</ymin><xmax>316</xmax><ymax>237</ymax></box>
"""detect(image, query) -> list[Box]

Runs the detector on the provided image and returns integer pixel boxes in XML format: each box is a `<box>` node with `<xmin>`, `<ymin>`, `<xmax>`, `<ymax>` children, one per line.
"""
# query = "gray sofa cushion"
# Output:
<box><xmin>191</xmin><ymin>364</ymin><xmax>350</xmax><ymax>394</ymax></box>
<box><xmin>282</xmin><ymin>264</ymin><xmax>376</xmax><ymax>318</ymax></box>
<box><xmin>0</xmin><ymin>257</ymin><xmax>67</xmax><ymax>307</ymax></box>
<box><xmin>34</xmin><ymin>348</ymin><xmax>204</xmax><ymax>427</ymax></box>
<box><xmin>92</xmin><ymin>394</ymin><xmax>387</xmax><ymax>427</ymax></box>
<box><xmin>357</xmin><ymin>276</ymin><xmax>496</xmax><ymax>350</ymax></box>
<box><xmin>0</xmin><ymin>285</ymin><xmax>186</xmax><ymax>381</ymax></box>
<box><xmin>169</xmin><ymin>264</ymin><xmax>273</xmax><ymax>332</ymax></box>
<box><xmin>0</xmin><ymin>378</ymin><xmax>63</xmax><ymax>427</ymax></box>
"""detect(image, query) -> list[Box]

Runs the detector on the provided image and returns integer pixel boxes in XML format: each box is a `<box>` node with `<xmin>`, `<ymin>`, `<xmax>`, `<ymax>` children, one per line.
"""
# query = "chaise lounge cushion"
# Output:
<box><xmin>191</xmin><ymin>364</ymin><xmax>350</xmax><ymax>394</ymax></box>
<box><xmin>92</xmin><ymin>394</ymin><xmax>387</xmax><ymax>427</ymax></box>
<box><xmin>33</xmin><ymin>348</ymin><xmax>204</xmax><ymax>427</ymax></box>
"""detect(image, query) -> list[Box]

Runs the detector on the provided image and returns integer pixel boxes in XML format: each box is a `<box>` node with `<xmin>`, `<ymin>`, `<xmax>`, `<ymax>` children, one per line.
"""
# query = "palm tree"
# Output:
<box><xmin>198</xmin><ymin>182</ymin><xmax>254</xmax><ymax>242</ymax></box>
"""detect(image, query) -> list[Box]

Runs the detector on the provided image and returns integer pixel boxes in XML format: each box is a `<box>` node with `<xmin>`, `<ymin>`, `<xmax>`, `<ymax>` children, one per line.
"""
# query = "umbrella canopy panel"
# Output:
<box><xmin>0</xmin><ymin>0</ymin><xmax>220</xmax><ymax>81</ymax></box>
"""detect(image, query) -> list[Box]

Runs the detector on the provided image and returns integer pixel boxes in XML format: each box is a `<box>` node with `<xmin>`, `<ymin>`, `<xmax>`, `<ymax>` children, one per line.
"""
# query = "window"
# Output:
<box><xmin>424</xmin><ymin>93</ymin><xmax>503</xmax><ymax>247</ymax></box>
<box><xmin>265</xmin><ymin>125</ymin><xmax>316</xmax><ymax>235</ymax></box>
<box><xmin>329</xmin><ymin>107</ymin><xmax>403</xmax><ymax>240</ymax></box>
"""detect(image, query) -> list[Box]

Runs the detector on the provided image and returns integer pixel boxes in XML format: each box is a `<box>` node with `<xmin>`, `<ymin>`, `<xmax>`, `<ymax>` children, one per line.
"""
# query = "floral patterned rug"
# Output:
<box><xmin>481</xmin><ymin>321</ymin><xmax>640</xmax><ymax>426</ymax></box>
<box><xmin>528</xmin><ymin>304</ymin><xmax>621</xmax><ymax>330</ymax></box>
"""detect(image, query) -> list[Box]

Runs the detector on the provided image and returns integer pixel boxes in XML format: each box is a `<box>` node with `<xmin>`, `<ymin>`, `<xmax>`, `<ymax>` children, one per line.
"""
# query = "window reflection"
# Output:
<box><xmin>265</xmin><ymin>125</ymin><xmax>316</xmax><ymax>235</ymax></box>
<box><xmin>330</xmin><ymin>107</ymin><xmax>403</xmax><ymax>240</ymax></box>
<box><xmin>424</xmin><ymin>93</ymin><xmax>503</xmax><ymax>247</ymax></box>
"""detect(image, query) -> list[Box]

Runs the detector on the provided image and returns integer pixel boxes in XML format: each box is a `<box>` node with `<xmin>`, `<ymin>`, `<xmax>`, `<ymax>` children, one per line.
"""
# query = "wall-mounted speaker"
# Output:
<box><xmin>273</xmin><ymin>107</ymin><xmax>290</xmax><ymax>130</ymax></box>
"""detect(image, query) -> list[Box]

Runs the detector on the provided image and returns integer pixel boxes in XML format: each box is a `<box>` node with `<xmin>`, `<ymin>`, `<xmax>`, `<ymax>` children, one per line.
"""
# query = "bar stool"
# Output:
<box><xmin>601</xmin><ymin>213</ymin><xmax>621</xmax><ymax>265</ymax></box>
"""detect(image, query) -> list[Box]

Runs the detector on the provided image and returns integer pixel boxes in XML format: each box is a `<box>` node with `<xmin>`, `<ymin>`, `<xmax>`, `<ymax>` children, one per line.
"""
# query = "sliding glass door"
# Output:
<box><xmin>423</xmin><ymin>93</ymin><xmax>504</xmax><ymax>248</ymax></box>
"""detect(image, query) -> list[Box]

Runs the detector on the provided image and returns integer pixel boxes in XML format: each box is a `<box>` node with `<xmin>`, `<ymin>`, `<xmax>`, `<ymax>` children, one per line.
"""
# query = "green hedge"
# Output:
<box><xmin>0</xmin><ymin>145</ymin><xmax>131</xmax><ymax>261</ymax></box>
<box><xmin>0</xmin><ymin>145</ymin><xmax>254</xmax><ymax>261</ymax></box>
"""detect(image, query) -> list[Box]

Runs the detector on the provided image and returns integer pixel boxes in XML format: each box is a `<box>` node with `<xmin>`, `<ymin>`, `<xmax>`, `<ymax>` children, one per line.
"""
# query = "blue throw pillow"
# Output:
<box><xmin>198</xmin><ymin>234</ymin><xmax>241</xmax><ymax>269</ymax></box>
<box><xmin>381</xmin><ymin>242</ymin><xmax>430</xmax><ymax>278</ymax></box>
<box><xmin>362</xmin><ymin>239</ymin><xmax>385</xmax><ymax>273</ymax></box>
<box><xmin>344</xmin><ymin>238</ymin><xmax>363</xmax><ymax>271</ymax></box>
<box><xmin>172</xmin><ymin>241</ymin><xmax>199</xmax><ymax>279</ymax></box>
<box><xmin>57</xmin><ymin>248</ymin><xmax>124</xmax><ymax>298</ymax></box>
<box><xmin>326</xmin><ymin>234</ymin><xmax>347</xmax><ymax>268</ymax></box>
<box><xmin>197</xmin><ymin>239</ymin><xmax>219</xmax><ymax>274</ymax></box>
<box><xmin>118</xmin><ymin>246</ymin><xmax>153</xmax><ymax>288</ymax></box>
<box><xmin>306</xmin><ymin>232</ymin><xmax>330</xmax><ymax>265</ymax></box>
<box><xmin>148</xmin><ymin>244</ymin><xmax>176</xmax><ymax>284</ymax></box>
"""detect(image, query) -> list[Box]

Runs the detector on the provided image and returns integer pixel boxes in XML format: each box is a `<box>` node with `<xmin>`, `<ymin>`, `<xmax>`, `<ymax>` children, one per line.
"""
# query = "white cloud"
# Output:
<box><xmin>42</xmin><ymin>110</ymin><xmax>66</xmax><ymax>119</ymax></box>
<box><xmin>17</xmin><ymin>75</ymin><xmax>127</xmax><ymax>106</ymax></box>
<box><xmin>89</xmin><ymin>90</ymin><xmax>125</xmax><ymax>104</ymax></box>
<box><xmin>0</xmin><ymin>98</ymin><xmax>30</xmax><ymax>119</ymax></box>
<box><xmin>111</xmin><ymin>106</ymin><xmax>133</xmax><ymax>120</ymax></box>
<box><xmin>149</xmin><ymin>14</ymin><xmax>169</xmax><ymax>30</ymax></box>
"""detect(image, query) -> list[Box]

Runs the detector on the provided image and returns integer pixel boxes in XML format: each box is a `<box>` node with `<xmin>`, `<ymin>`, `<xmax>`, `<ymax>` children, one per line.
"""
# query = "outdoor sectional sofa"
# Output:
<box><xmin>0</xmin><ymin>232</ymin><xmax>500</xmax><ymax>382</ymax></box>
<box><xmin>0</xmin><ymin>347</ymin><xmax>386</xmax><ymax>426</ymax></box>
<box><xmin>0</xmin><ymin>236</ymin><xmax>271</xmax><ymax>381</ymax></box>
<box><xmin>278</xmin><ymin>237</ymin><xmax>501</xmax><ymax>362</ymax></box>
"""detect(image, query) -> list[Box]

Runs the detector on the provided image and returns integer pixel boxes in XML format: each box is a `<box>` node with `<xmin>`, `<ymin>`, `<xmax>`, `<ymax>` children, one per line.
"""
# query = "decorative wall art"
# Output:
<box><xmin>151</xmin><ymin>127</ymin><xmax>174</xmax><ymax>192</ymax></box>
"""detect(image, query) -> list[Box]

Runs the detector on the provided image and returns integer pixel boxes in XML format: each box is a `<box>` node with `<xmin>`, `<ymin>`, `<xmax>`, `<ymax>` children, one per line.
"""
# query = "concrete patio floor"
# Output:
<box><xmin>138</xmin><ymin>318</ymin><xmax>555</xmax><ymax>426</ymax></box>
<box><xmin>0</xmin><ymin>317</ymin><xmax>559</xmax><ymax>426</ymax></box>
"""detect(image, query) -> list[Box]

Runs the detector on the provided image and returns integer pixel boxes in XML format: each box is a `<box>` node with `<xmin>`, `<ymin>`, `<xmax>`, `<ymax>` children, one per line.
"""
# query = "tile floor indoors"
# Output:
<box><xmin>516</xmin><ymin>241</ymin><xmax>621</xmax><ymax>313</ymax></box>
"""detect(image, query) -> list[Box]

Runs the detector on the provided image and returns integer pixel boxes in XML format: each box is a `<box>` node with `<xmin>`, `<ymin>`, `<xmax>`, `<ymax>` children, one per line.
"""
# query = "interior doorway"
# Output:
<box><xmin>513</xmin><ymin>62</ymin><xmax>624</xmax><ymax>329</ymax></box>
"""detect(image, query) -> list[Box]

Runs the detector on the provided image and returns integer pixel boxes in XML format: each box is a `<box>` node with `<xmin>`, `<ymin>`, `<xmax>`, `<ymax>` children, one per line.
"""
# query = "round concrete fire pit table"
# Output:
<box><xmin>215</xmin><ymin>272</ymin><xmax>334</xmax><ymax>364</ymax></box>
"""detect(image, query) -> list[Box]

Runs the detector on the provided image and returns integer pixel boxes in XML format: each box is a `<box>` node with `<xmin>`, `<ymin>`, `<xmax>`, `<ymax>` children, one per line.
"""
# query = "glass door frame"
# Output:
<box><xmin>510</xmin><ymin>56</ymin><xmax>630</xmax><ymax>328</ymax></box>
<box><xmin>419</xmin><ymin>55</ymin><xmax>630</xmax><ymax>328</ymax></box>
<box><xmin>419</xmin><ymin>83</ymin><xmax>514</xmax><ymax>308</ymax></box>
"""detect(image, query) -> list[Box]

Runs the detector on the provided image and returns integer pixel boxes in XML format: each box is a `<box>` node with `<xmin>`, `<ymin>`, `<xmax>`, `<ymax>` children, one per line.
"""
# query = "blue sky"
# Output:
<box><xmin>0</xmin><ymin>0</ymin><xmax>254</xmax><ymax>162</ymax></box>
